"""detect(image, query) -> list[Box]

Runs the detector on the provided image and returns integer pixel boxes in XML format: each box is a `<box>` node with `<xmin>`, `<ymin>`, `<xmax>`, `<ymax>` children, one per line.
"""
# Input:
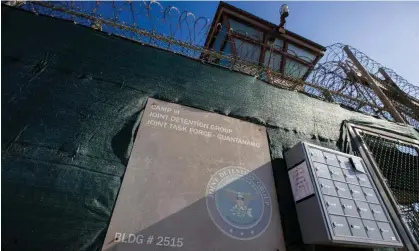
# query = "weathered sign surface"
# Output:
<box><xmin>288</xmin><ymin>162</ymin><xmax>314</xmax><ymax>202</ymax></box>
<box><xmin>102</xmin><ymin>98</ymin><xmax>285</xmax><ymax>251</ymax></box>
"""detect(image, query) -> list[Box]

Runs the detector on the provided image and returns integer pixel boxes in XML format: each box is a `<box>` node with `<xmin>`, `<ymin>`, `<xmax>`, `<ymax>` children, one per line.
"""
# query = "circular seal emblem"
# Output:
<box><xmin>206</xmin><ymin>166</ymin><xmax>272</xmax><ymax>240</ymax></box>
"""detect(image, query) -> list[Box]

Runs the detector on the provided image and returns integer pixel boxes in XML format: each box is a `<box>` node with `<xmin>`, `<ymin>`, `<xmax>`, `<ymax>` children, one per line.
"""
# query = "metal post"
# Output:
<box><xmin>378</xmin><ymin>68</ymin><xmax>419</xmax><ymax>119</ymax></box>
<box><xmin>343</xmin><ymin>46</ymin><xmax>406</xmax><ymax>124</ymax></box>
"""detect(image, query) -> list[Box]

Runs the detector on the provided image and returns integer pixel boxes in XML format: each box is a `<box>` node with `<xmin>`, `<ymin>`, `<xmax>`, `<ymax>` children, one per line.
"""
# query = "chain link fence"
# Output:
<box><xmin>358</xmin><ymin>131</ymin><xmax>419</xmax><ymax>244</ymax></box>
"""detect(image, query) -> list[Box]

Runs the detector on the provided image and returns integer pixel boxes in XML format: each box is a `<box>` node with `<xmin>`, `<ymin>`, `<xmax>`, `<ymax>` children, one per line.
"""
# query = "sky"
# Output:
<box><xmin>162</xmin><ymin>1</ymin><xmax>419</xmax><ymax>86</ymax></box>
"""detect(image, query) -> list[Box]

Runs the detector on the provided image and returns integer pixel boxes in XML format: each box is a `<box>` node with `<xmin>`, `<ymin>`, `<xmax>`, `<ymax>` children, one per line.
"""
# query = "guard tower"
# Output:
<box><xmin>202</xmin><ymin>2</ymin><xmax>326</xmax><ymax>82</ymax></box>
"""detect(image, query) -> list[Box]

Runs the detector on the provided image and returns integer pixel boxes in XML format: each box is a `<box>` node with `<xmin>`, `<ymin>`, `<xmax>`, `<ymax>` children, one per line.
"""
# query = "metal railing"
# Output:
<box><xmin>5</xmin><ymin>1</ymin><xmax>419</xmax><ymax>129</ymax></box>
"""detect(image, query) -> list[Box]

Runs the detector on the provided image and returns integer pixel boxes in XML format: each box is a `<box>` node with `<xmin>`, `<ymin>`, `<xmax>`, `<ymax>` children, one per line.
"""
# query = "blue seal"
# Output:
<box><xmin>206</xmin><ymin>166</ymin><xmax>272</xmax><ymax>240</ymax></box>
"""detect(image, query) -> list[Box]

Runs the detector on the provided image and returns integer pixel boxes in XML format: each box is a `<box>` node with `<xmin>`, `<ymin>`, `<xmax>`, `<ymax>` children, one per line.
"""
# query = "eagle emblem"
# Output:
<box><xmin>206</xmin><ymin>167</ymin><xmax>272</xmax><ymax>240</ymax></box>
<box><xmin>225</xmin><ymin>188</ymin><xmax>254</xmax><ymax>218</ymax></box>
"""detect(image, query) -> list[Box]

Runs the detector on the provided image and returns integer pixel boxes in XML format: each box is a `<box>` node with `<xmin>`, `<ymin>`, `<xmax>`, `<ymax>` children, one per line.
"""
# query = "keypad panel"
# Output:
<box><xmin>305</xmin><ymin>145</ymin><xmax>402</xmax><ymax>246</ymax></box>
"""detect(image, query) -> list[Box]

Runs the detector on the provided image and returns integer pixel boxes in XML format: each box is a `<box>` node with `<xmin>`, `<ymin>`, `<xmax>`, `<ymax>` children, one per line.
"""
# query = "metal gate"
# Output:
<box><xmin>346</xmin><ymin>123</ymin><xmax>419</xmax><ymax>251</ymax></box>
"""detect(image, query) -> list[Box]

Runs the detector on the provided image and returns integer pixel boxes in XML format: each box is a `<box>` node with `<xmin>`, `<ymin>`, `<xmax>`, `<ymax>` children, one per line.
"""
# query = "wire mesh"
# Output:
<box><xmin>4</xmin><ymin>1</ymin><xmax>419</xmax><ymax>129</ymax></box>
<box><xmin>308</xmin><ymin>43</ymin><xmax>419</xmax><ymax>128</ymax></box>
<box><xmin>359</xmin><ymin>131</ymin><xmax>419</xmax><ymax>242</ymax></box>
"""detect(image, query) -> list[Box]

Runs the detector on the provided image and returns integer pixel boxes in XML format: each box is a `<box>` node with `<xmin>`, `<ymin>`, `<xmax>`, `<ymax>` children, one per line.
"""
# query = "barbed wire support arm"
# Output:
<box><xmin>378</xmin><ymin>68</ymin><xmax>419</xmax><ymax>120</ymax></box>
<box><xmin>343</xmin><ymin>46</ymin><xmax>407</xmax><ymax>124</ymax></box>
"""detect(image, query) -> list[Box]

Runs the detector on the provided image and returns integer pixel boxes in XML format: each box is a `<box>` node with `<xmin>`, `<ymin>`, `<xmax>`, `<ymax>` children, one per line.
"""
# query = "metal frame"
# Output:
<box><xmin>203</xmin><ymin>2</ymin><xmax>326</xmax><ymax>54</ymax></box>
<box><xmin>378</xmin><ymin>68</ymin><xmax>419</xmax><ymax>120</ymax></box>
<box><xmin>346</xmin><ymin>123</ymin><xmax>419</xmax><ymax>251</ymax></box>
<box><xmin>344</xmin><ymin>46</ymin><xmax>406</xmax><ymax>124</ymax></box>
<box><xmin>224</xmin><ymin>22</ymin><xmax>316</xmax><ymax>64</ymax></box>
<box><xmin>204</xmin><ymin>3</ymin><xmax>324</xmax><ymax>81</ymax></box>
<box><xmin>302</xmin><ymin>142</ymin><xmax>403</xmax><ymax>248</ymax></box>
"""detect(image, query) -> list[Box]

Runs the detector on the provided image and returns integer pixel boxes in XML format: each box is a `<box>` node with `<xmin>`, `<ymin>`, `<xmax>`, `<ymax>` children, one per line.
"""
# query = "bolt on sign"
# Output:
<box><xmin>101</xmin><ymin>98</ymin><xmax>285</xmax><ymax>251</ymax></box>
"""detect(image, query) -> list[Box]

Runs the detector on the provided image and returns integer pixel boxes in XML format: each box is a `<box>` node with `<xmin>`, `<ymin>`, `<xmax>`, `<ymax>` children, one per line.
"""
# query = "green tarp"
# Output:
<box><xmin>2</xmin><ymin>6</ymin><xmax>417</xmax><ymax>251</ymax></box>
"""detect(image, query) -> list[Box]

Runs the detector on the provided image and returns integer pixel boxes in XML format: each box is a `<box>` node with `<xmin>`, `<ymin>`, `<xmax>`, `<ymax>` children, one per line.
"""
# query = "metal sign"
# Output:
<box><xmin>102</xmin><ymin>98</ymin><xmax>285</xmax><ymax>251</ymax></box>
<box><xmin>288</xmin><ymin>161</ymin><xmax>314</xmax><ymax>202</ymax></box>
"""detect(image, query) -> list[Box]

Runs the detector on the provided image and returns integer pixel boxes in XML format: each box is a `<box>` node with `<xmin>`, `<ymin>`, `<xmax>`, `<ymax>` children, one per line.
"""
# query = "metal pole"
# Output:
<box><xmin>378</xmin><ymin>68</ymin><xmax>419</xmax><ymax>119</ymax></box>
<box><xmin>343</xmin><ymin>46</ymin><xmax>406</xmax><ymax>124</ymax></box>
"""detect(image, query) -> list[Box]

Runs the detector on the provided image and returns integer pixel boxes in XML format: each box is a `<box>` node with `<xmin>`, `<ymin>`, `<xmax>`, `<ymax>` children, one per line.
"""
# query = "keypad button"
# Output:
<box><xmin>355</xmin><ymin>201</ymin><xmax>374</xmax><ymax>220</ymax></box>
<box><xmin>342</xmin><ymin>169</ymin><xmax>359</xmax><ymax>185</ymax></box>
<box><xmin>323</xmin><ymin>152</ymin><xmax>340</xmax><ymax>167</ymax></box>
<box><xmin>362</xmin><ymin>220</ymin><xmax>382</xmax><ymax>240</ymax></box>
<box><xmin>340</xmin><ymin>198</ymin><xmax>359</xmax><ymax>217</ymax></box>
<box><xmin>312</xmin><ymin>162</ymin><xmax>331</xmax><ymax>179</ymax></box>
<box><xmin>337</xmin><ymin>156</ymin><xmax>352</xmax><ymax>170</ymax></box>
<box><xmin>357</xmin><ymin>174</ymin><xmax>372</xmax><ymax>187</ymax></box>
<box><xmin>362</xmin><ymin>187</ymin><xmax>379</xmax><ymax>204</ymax></box>
<box><xmin>318</xmin><ymin>178</ymin><xmax>337</xmax><ymax>196</ymax></box>
<box><xmin>348</xmin><ymin>184</ymin><xmax>366</xmax><ymax>201</ymax></box>
<box><xmin>329</xmin><ymin>166</ymin><xmax>345</xmax><ymax>182</ymax></box>
<box><xmin>369</xmin><ymin>204</ymin><xmax>388</xmax><ymax>222</ymax></box>
<box><xmin>377</xmin><ymin>222</ymin><xmax>398</xmax><ymax>242</ymax></box>
<box><xmin>347</xmin><ymin>217</ymin><xmax>368</xmax><ymax>238</ymax></box>
<box><xmin>309</xmin><ymin>148</ymin><xmax>326</xmax><ymax>163</ymax></box>
<box><xmin>323</xmin><ymin>195</ymin><xmax>344</xmax><ymax>215</ymax></box>
<box><xmin>330</xmin><ymin>215</ymin><xmax>351</xmax><ymax>237</ymax></box>
<box><xmin>334</xmin><ymin>181</ymin><xmax>352</xmax><ymax>199</ymax></box>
